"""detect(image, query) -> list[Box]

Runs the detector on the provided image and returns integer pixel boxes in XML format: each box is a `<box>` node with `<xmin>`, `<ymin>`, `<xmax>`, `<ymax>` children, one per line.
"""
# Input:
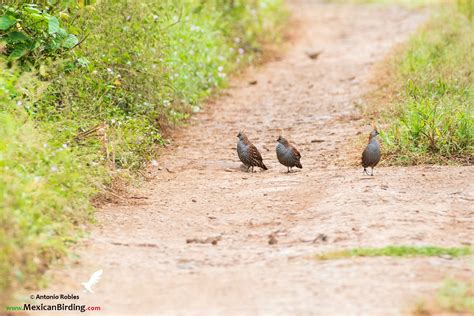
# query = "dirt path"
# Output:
<box><xmin>31</xmin><ymin>2</ymin><xmax>473</xmax><ymax>315</ymax></box>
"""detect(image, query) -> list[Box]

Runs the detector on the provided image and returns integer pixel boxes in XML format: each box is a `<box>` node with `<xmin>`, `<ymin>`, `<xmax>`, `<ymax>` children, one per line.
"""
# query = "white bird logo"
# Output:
<box><xmin>81</xmin><ymin>269</ymin><xmax>103</xmax><ymax>293</ymax></box>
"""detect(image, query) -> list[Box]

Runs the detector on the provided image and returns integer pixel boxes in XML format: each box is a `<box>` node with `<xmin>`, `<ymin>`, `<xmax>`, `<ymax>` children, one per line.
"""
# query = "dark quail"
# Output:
<box><xmin>236</xmin><ymin>131</ymin><xmax>268</xmax><ymax>172</ymax></box>
<box><xmin>362</xmin><ymin>129</ymin><xmax>381</xmax><ymax>176</ymax></box>
<box><xmin>276</xmin><ymin>136</ymin><xmax>302</xmax><ymax>173</ymax></box>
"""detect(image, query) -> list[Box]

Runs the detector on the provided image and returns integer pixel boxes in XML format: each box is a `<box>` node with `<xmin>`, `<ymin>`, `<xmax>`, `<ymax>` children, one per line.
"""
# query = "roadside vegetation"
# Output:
<box><xmin>370</xmin><ymin>1</ymin><xmax>473</xmax><ymax>165</ymax></box>
<box><xmin>315</xmin><ymin>246</ymin><xmax>472</xmax><ymax>260</ymax></box>
<box><xmin>0</xmin><ymin>0</ymin><xmax>286</xmax><ymax>304</ymax></box>
<box><xmin>412</xmin><ymin>279</ymin><xmax>474</xmax><ymax>315</ymax></box>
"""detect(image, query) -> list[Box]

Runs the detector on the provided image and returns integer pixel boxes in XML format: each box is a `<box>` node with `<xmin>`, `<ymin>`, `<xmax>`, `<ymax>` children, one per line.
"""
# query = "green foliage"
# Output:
<box><xmin>456</xmin><ymin>0</ymin><xmax>473</xmax><ymax>19</ymax></box>
<box><xmin>315</xmin><ymin>246</ymin><xmax>472</xmax><ymax>260</ymax></box>
<box><xmin>33</xmin><ymin>0</ymin><xmax>286</xmax><ymax>170</ymax></box>
<box><xmin>0</xmin><ymin>65</ymin><xmax>102</xmax><ymax>305</ymax></box>
<box><xmin>0</xmin><ymin>0</ymin><xmax>286</xmax><ymax>305</ymax></box>
<box><xmin>0</xmin><ymin>3</ymin><xmax>79</xmax><ymax>64</ymax></box>
<box><xmin>381</xmin><ymin>4</ymin><xmax>473</xmax><ymax>164</ymax></box>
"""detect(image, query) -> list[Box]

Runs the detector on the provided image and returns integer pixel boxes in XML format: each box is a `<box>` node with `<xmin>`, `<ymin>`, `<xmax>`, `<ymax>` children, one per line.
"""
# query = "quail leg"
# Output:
<box><xmin>371</xmin><ymin>167</ymin><xmax>374</xmax><ymax>176</ymax></box>
<box><xmin>246</xmin><ymin>165</ymin><xmax>251</xmax><ymax>173</ymax></box>
<box><xmin>363</xmin><ymin>168</ymin><xmax>369</xmax><ymax>176</ymax></box>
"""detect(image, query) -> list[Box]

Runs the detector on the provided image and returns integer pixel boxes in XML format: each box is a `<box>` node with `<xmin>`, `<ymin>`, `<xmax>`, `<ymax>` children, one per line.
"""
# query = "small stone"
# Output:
<box><xmin>268</xmin><ymin>234</ymin><xmax>278</xmax><ymax>245</ymax></box>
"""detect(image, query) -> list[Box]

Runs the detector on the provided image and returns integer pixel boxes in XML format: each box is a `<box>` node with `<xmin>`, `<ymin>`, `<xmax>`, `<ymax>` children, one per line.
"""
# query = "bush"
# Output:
<box><xmin>0</xmin><ymin>3</ymin><xmax>79</xmax><ymax>64</ymax></box>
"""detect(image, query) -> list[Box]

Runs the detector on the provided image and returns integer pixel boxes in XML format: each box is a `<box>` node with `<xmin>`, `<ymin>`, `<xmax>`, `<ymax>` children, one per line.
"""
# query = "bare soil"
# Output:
<box><xmin>25</xmin><ymin>1</ymin><xmax>473</xmax><ymax>315</ymax></box>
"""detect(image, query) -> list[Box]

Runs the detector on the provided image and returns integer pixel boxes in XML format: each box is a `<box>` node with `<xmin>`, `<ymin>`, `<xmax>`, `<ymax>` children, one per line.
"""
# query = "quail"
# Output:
<box><xmin>236</xmin><ymin>131</ymin><xmax>268</xmax><ymax>172</ymax></box>
<box><xmin>362</xmin><ymin>128</ymin><xmax>381</xmax><ymax>176</ymax></box>
<box><xmin>276</xmin><ymin>136</ymin><xmax>302</xmax><ymax>173</ymax></box>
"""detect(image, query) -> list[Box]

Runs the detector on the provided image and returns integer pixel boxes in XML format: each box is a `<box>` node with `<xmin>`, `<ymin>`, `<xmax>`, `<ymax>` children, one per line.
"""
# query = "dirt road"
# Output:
<box><xmin>29</xmin><ymin>1</ymin><xmax>473</xmax><ymax>315</ymax></box>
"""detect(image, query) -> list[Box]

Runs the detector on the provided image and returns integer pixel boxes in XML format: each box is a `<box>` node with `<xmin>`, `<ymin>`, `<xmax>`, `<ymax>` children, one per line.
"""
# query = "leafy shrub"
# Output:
<box><xmin>0</xmin><ymin>3</ymin><xmax>79</xmax><ymax>64</ymax></box>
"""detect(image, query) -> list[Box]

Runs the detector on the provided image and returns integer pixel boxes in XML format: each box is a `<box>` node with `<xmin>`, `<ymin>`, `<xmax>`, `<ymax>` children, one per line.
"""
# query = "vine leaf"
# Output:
<box><xmin>0</xmin><ymin>15</ymin><xmax>17</xmax><ymax>30</ymax></box>
<box><xmin>48</xmin><ymin>16</ymin><xmax>60</xmax><ymax>34</ymax></box>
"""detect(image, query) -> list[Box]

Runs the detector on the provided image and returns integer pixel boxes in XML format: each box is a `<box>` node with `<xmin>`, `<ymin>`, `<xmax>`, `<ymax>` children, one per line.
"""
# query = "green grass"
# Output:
<box><xmin>412</xmin><ymin>279</ymin><xmax>474</xmax><ymax>315</ymax></box>
<box><xmin>324</xmin><ymin>0</ymin><xmax>443</xmax><ymax>7</ymax></box>
<box><xmin>377</xmin><ymin>3</ymin><xmax>473</xmax><ymax>165</ymax></box>
<box><xmin>0</xmin><ymin>0</ymin><xmax>287</xmax><ymax>306</ymax></box>
<box><xmin>315</xmin><ymin>246</ymin><xmax>473</xmax><ymax>260</ymax></box>
<box><xmin>0</xmin><ymin>66</ymin><xmax>101</xmax><ymax>304</ymax></box>
<box><xmin>436</xmin><ymin>279</ymin><xmax>474</xmax><ymax>314</ymax></box>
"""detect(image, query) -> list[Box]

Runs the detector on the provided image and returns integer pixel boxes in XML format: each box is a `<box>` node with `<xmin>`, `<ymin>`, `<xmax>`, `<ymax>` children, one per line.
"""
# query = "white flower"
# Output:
<box><xmin>106</xmin><ymin>68</ymin><xmax>114</xmax><ymax>74</ymax></box>
<box><xmin>50</xmin><ymin>166</ymin><xmax>58</xmax><ymax>173</ymax></box>
<box><xmin>238</xmin><ymin>48</ymin><xmax>245</xmax><ymax>55</ymax></box>
<box><xmin>234</xmin><ymin>37</ymin><xmax>241</xmax><ymax>44</ymax></box>
<box><xmin>153</xmin><ymin>15</ymin><xmax>158</xmax><ymax>21</ymax></box>
<box><xmin>43</xmin><ymin>144</ymin><xmax>48</xmax><ymax>148</ymax></box>
<box><xmin>218</xmin><ymin>72</ymin><xmax>226</xmax><ymax>78</ymax></box>
<box><xmin>62</xmin><ymin>143</ymin><xmax>68</xmax><ymax>148</ymax></box>
<box><xmin>218</xmin><ymin>66</ymin><xmax>224</xmax><ymax>72</ymax></box>
<box><xmin>16</xmin><ymin>100</ymin><xmax>22</xmax><ymax>107</ymax></box>
<box><xmin>150</xmin><ymin>159</ymin><xmax>159</xmax><ymax>167</ymax></box>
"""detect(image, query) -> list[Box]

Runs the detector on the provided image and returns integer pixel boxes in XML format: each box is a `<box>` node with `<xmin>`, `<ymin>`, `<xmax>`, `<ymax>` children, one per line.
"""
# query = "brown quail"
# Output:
<box><xmin>236</xmin><ymin>131</ymin><xmax>268</xmax><ymax>172</ymax></box>
<box><xmin>276</xmin><ymin>136</ymin><xmax>302</xmax><ymax>173</ymax></box>
<box><xmin>362</xmin><ymin>129</ymin><xmax>381</xmax><ymax>176</ymax></box>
